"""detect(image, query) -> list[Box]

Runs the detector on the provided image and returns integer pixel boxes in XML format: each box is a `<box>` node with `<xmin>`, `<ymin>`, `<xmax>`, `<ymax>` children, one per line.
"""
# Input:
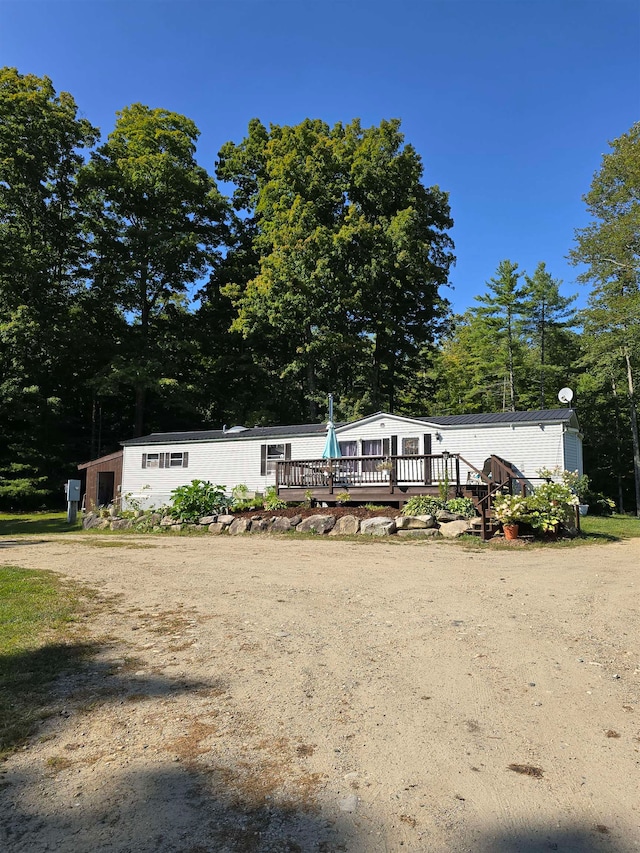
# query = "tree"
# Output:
<box><xmin>520</xmin><ymin>262</ymin><xmax>576</xmax><ymax>409</ymax></box>
<box><xmin>80</xmin><ymin>104</ymin><xmax>228</xmax><ymax>435</ymax></box>
<box><xmin>570</xmin><ymin>122</ymin><xmax>640</xmax><ymax>515</ymax></box>
<box><xmin>474</xmin><ymin>260</ymin><xmax>524</xmax><ymax>412</ymax></box>
<box><xmin>0</xmin><ymin>67</ymin><xmax>99</xmax><ymax>505</ymax></box>
<box><xmin>213</xmin><ymin>118</ymin><xmax>454</xmax><ymax>421</ymax></box>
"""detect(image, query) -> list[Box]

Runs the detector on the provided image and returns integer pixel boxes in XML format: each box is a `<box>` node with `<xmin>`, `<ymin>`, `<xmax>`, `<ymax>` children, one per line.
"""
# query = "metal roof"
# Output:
<box><xmin>121</xmin><ymin>408</ymin><xmax>576</xmax><ymax>447</ymax></box>
<box><xmin>418</xmin><ymin>408</ymin><xmax>576</xmax><ymax>427</ymax></box>
<box><xmin>121</xmin><ymin>422</ymin><xmax>331</xmax><ymax>446</ymax></box>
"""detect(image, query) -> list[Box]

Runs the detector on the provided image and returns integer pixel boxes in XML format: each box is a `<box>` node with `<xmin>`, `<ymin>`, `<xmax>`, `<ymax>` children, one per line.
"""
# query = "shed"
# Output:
<box><xmin>77</xmin><ymin>449</ymin><xmax>123</xmax><ymax>509</ymax></box>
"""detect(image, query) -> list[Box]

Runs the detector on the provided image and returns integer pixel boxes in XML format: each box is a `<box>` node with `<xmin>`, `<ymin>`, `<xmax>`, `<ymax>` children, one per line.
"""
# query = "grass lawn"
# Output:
<box><xmin>0</xmin><ymin>511</ymin><xmax>81</xmax><ymax>536</ymax></box>
<box><xmin>579</xmin><ymin>513</ymin><xmax>640</xmax><ymax>541</ymax></box>
<box><xmin>0</xmin><ymin>566</ymin><xmax>96</xmax><ymax>756</ymax></box>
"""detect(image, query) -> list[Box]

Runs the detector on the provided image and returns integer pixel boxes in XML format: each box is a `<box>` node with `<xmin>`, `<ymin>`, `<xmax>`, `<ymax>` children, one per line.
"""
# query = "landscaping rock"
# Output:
<box><xmin>160</xmin><ymin>516</ymin><xmax>174</xmax><ymax>527</ymax></box>
<box><xmin>199</xmin><ymin>515</ymin><xmax>217</xmax><ymax>526</ymax></box>
<box><xmin>271</xmin><ymin>517</ymin><xmax>293</xmax><ymax>533</ymax></box>
<box><xmin>170</xmin><ymin>523</ymin><xmax>184</xmax><ymax>532</ymax></box>
<box><xmin>110</xmin><ymin>519</ymin><xmax>131</xmax><ymax>530</ymax></box>
<box><xmin>97</xmin><ymin>519</ymin><xmax>111</xmax><ymax>530</ymax></box>
<box><xmin>437</xmin><ymin>519</ymin><xmax>472</xmax><ymax>538</ymax></box>
<box><xmin>217</xmin><ymin>514</ymin><xmax>235</xmax><ymax>526</ymax></box>
<box><xmin>360</xmin><ymin>517</ymin><xmax>396</xmax><ymax>536</ymax></box>
<box><xmin>435</xmin><ymin>509</ymin><xmax>461</xmax><ymax>522</ymax></box>
<box><xmin>296</xmin><ymin>514</ymin><xmax>336</xmax><ymax>535</ymax></box>
<box><xmin>250</xmin><ymin>518</ymin><xmax>271</xmax><ymax>533</ymax></box>
<box><xmin>82</xmin><ymin>514</ymin><xmax>100</xmax><ymax>530</ymax></box>
<box><xmin>208</xmin><ymin>522</ymin><xmax>226</xmax><ymax>535</ymax></box>
<box><xmin>396</xmin><ymin>528</ymin><xmax>441</xmax><ymax>538</ymax></box>
<box><xmin>149</xmin><ymin>513</ymin><xmax>162</xmax><ymax>526</ymax></box>
<box><xmin>395</xmin><ymin>515</ymin><xmax>428</xmax><ymax>530</ymax></box>
<box><xmin>329</xmin><ymin>515</ymin><xmax>361</xmax><ymax>536</ymax></box>
<box><xmin>416</xmin><ymin>514</ymin><xmax>438</xmax><ymax>528</ymax></box>
<box><xmin>289</xmin><ymin>514</ymin><xmax>302</xmax><ymax>527</ymax></box>
<box><xmin>229</xmin><ymin>518</ymin><xmax>251</xmax><ymax>535</ymax></box>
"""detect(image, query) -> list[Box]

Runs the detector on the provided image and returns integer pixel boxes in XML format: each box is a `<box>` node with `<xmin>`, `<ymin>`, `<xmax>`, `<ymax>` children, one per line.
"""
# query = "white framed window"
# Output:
<box><xmin>402</xmin><ymin>437</ymin><xmax>419</xmax><ymax>455</ymax></box>
<box><xmin>142</xmin><ymin>451</ymin><xmax>189</xmax><ymax>469</ymax></box>
<box><xmin>260</xmin><ymin>443</ymin><xmax>291</xmax><ymax>475</ymax></box>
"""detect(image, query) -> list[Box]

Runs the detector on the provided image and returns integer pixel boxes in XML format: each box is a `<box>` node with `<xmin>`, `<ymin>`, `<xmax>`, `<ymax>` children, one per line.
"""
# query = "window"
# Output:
<box><xmin>260</xmin><ymin>443</ymin><xmax>291</xmax><ymax>475</ymax></box>
<box><xmin>402</xmin><ymin>437</ymin><xmax>419</xmax><ymax>455</ymax></box>
<box><xmin>142</xmin><ymin>451</ymin><xmax>189</xmax><ymax>469</ymax></box>
<box><xmin>362</xmin><ymin>439</ymin><xmax>382</xmax><ymax>473</ymax></box>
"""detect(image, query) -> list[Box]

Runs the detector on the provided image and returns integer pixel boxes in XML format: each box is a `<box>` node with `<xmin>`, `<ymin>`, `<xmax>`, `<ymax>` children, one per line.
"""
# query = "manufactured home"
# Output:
<box><xmin>78</xmin><ymin>408</ymin><xmax>582</xmax><ymax>510</ymax></box>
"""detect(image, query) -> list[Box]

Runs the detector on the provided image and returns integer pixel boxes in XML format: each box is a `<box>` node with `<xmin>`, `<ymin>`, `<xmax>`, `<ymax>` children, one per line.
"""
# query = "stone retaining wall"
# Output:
<box><xmin>82</xmin><ymin>510</ymin><xmax>477</xmax><ymax>539</ymax></box>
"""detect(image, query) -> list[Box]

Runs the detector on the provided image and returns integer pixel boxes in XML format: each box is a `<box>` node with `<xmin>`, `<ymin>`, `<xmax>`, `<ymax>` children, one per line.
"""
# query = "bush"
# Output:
<box><xmin>583</xmin><ymin>489</ymin><xmax>616</xmax><ymax>516</ymax></box>
<box><xmin>402</xmin><ymin>495</ymin><xmax>444</xmax><ymax>517</ymax></box>
<box><xmin>169</xmin><ymin>480</ymin><xmax>228</xmax><ymax>522</ymax></box>
<box><xmin>445</xmin><ymin>497</ymin><xmax>476</xmax><ymax>518</ymax></box>
<box><xmin>263</xmin><ymin>485</ymin><xmax>287</xmax><ymax>511</ymax></box>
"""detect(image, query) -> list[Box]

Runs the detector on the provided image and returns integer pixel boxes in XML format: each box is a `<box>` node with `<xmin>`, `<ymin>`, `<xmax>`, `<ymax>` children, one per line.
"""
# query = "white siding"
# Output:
<box><xmin>563</xmin><ymin>430</ymin><xmax>583</xmax><ymax>475</ymax></box>
<box><xmin>121</xmin><ymin>433</ymin><xmax>328</xmax><ymax>509</ymax></box>
<box><xmin>120</xmin><ymin>412</ymin><xmax>582</xmax><ymax>508</ymax></box>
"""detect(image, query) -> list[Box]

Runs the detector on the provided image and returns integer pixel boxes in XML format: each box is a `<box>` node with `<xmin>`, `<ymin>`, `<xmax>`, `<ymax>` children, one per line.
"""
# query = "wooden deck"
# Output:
<box><xmin>276</xmin><ymin>453</ymin><xmax>466</xmax><ymax>506</ymax></box>
<box><xmin>276</xmin><ymin>452</ymin><xmax>561</xmax><ymax>541</ymax></box>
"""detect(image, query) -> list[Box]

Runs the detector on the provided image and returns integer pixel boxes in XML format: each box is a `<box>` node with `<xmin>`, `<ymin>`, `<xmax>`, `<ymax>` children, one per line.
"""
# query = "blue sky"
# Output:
<box><xmin>2</xmin><ymin>0</ymin><xmax>638</xmax><ymax>313</ymax></box>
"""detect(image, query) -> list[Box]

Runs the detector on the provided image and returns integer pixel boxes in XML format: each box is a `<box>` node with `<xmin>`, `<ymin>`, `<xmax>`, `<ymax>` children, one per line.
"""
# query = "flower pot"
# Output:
<box><xmin>503</xmin><ymin>523</ymin><xmax>519</xmax><ymax>541</ymax></box>
<box><xmin>578</xmin><ymin>504</ymin><xmax>589</xmax><ymax>516</ymax></box>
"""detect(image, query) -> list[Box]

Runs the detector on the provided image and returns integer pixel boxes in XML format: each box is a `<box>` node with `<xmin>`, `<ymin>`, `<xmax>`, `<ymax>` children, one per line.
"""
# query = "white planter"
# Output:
<box><xmin>578</xmin><ymin>504</ymin><xmax>589</xmax><ymax>516</ymax></box>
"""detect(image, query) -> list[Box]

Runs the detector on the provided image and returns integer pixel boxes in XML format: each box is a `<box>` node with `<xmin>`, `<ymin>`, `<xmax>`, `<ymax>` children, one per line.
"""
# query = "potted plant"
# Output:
<box><xmin>492</xmin><ymin>494</ymin><xmax>529</xmax><ymax>540</ymax></box>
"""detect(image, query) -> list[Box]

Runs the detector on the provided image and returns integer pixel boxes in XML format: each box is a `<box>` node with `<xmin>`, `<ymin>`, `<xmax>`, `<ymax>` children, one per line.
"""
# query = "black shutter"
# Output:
<box><xmin>142</xmin><ymin>453</ymin><xmax>147</xmax><ymax>469</ymax></box>
<box><xmin>260</xmin><ymin>444</ymin><xmax>267</xmax><ymax>476</ymax></box>
<box><xmin>423</xmin><ymin>434</ymin><xmax>432</xmax><ymax>455</ymax></box>
<box><xmin>159</xmin><ymin>453</ymin><xmax>166</xmax><ymax>468</ymax></box>
<box><xmin>391</xmin><ymin>435</ymin><xmax>398</xmax><ymax>455</ymax></box>
<box><xmin>284</xmin><ymin>443</ymin><xmax>291</xmax><ymax>460</ymax></box>
<box><xmin>182</xmin><ymin>451</ymin><xmax>189</xmax><ymax>468</ymax></box>
<box><xmin>382</xmin><ymin>438</ymin><xmax>390</xmax><ymax>456</ymax></box>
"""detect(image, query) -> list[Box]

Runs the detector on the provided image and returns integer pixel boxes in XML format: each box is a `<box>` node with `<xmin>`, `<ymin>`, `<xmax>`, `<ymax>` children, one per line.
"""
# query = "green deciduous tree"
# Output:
<box><xmin>0</xmin><ymin>67</ymin><xmax>99</xmax><ymax>505</ymax></box>
<box><xmin>570</xmin><ymin>122</ymin><xmax>640</xmax><ymax>515</ymax></box>
<box><xmin>80</xmin><ymin>104</ymin><xmax>228</xmax><ymax>435</ymax></box>
<box><xmin>212</xmin><ymin>117</ymin><xmax>454</xmax><ymax>421</ymax></box>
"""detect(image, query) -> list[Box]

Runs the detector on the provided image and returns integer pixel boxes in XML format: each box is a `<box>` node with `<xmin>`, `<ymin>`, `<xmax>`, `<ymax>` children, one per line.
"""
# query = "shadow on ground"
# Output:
<box><xmin>0</xmin><ymin>640</ymin><xmax>211</xmax><ymax>755</ymax></box>
<box><xmin>0</xmin><ymin>763</ymin><xmax>349</xmax><ymax>853</ymax></box>
<box><xmin>0</xmin><ymin>538</ymin><xmax>52</xmax><ymax>549</ymax></box>
<box><xmin>476</xmin><ymin>824</ymin><xmax>633</xmax><ymax>852</ymax></box>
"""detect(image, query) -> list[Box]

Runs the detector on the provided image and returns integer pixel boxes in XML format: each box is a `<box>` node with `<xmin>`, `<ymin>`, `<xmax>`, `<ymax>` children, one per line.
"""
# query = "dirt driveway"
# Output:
<box><xmin>1</xmin><ymin>534</ymin><xmax>639</xmax><ymax>852</ymax></box>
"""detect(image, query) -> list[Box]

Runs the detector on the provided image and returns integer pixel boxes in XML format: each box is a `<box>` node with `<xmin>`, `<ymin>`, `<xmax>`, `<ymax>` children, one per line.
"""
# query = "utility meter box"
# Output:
<box><xmin>66</xmin><ymin>479</ymin><xmax>81</xmax><ymax>502</ymax></box>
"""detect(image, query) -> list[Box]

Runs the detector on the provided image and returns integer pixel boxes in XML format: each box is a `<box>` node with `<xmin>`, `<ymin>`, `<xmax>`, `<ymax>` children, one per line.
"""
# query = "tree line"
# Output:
<box><xmin>0</xmin><ymin>68</ymin><xmax>637</xmax><ymax>512</ymax></box>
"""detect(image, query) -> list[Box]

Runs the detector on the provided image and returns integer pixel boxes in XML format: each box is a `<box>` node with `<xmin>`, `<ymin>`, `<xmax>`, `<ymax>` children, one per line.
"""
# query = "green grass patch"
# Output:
<box><xmin>579</xmin><ymin>513</ymin><xmax>640</xmax><ymax>541</ymax></box>
<box><xmin>0</xmin><ymin>512</ymin><xmax>81</xmax><ymax>537</ymax></box>
<box><xmin>0</xmin><ymin>566</ymin><xmax>98</xmax><ymax>756</ymax></box>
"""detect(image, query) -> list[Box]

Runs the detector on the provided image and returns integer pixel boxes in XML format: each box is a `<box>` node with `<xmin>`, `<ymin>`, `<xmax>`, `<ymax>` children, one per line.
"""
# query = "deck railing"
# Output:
<box><xmin>276</xmin><ymin>454</ymin><xmax>461</xmax><ymax>492</ymax></box>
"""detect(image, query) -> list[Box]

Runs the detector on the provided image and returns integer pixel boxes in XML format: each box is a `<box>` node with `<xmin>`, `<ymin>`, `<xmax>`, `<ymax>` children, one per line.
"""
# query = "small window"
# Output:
<box><xmin>402</xmin><ymin>437</ymin><xmax>419</xmax><ymax>455</ymax></box>
<box><xmin>265</xmin><ymin>444</ymin><xmax>285</xmax><ymax>475</ymax></box>
<box><xmin>144</xmin><ymin>453</ymin><xmax>159</xmax><ymax>469</ymax></box>
<box><xmin>260</xmin><ymin>443</ymin><xmax>291</xmax><ymax>475</ymax></box>
<box><xmin>142</xmin><ymin>451</ymin><xmax>189</xmax><ymax>469</ymax></box>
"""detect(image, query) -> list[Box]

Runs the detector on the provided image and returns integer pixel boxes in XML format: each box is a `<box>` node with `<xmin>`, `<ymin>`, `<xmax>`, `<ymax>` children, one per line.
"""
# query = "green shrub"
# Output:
<box><xmin>169</xmin><ymin>480</ymin><xmax>228</xmax><ymax>522</ymax></box>
<box><xmin>263</xmin><ymin>485</ymin><xmax>287</xmax><ymax>510</ymax></box>
<box><xmin>445</xmin><ymin>497</ymin><xmax>476</xmax><ymax>518</ymax></box>
<box><xmin>402</xmin><ymin>495</ymin><xmax>444</xmax><ymax>516</ymax></box>
<box><xmin>583</xmin><ymin>489</ymin><xmax>616</xmax><ymax>516</ymax></box>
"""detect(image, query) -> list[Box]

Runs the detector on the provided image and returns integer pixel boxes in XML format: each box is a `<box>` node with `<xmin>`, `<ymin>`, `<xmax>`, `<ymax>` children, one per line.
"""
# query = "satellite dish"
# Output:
<box><xmin>558</xmin><ymin>387</ymin><xmax>574</xmax><ymax>404</ymax></box>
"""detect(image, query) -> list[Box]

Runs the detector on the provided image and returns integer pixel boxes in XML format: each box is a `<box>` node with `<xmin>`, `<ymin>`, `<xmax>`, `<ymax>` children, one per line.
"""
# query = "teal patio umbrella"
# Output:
<box><xmin>322</xmin><ymin>394</ymin><xmax>341</xmax><ymax>460</ymax></box>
